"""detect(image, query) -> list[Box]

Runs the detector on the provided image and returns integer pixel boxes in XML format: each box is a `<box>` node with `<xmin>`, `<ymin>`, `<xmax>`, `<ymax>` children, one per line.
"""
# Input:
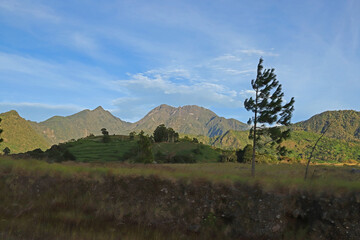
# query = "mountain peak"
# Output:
<box><xmin>1</xmin><ymin>110</ymin><xmax>21</xmax><ymax>117</ymax></box>
<box><xmin>93</xmin><ymin>106</ymin><xmax>105</xmax><ymax>111</ymax></box>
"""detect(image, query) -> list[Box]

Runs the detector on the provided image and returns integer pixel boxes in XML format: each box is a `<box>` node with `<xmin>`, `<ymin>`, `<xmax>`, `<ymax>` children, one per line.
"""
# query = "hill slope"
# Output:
<box><xmin>294</xmin><ymin>110</ymin><xmax>360</xmax><ymax>142</ymax></box>
<box><xmin>30</xmin><ymin>106</ymin><xmax>131</xmax><ymax>144</ymax></box>
<box><xmin>211</xmin><ymin>129</ymin><xmax>360</xmax><ymax>163</ymax></box>
<box><xmin>131</xmin><ymin>104</ymin><xmax>249</xmax><ymax>137</ymax></box>
<box><xmin>0</xmin><ymin>111</ymin><xmax>50</xmax><ymax>153</ymax></box>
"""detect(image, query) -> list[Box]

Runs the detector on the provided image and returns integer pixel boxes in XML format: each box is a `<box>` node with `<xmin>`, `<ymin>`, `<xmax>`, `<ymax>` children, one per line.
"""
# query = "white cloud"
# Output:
<box><xmin>0</xmin><ymin>0</ymin><xmax>60</xmax><ymax>22</ymax></box>
<box><xmin>71</xmin><ymin>33</ymin><xmax>99</xmax><ymax>52</ymax></box>
<box><xmin>113</xmin><ymin>70</ymin><xmax>244</xmax><ymax>110</ymax></box>
<box><xmin>0</xmin><ymin>102</ymin><xmax>86</xmax><ymax>121</ymax></box>
<box><xmin>239</xmin><ymin>90</ymin><xmax>256</xmax><ymax>98</ymax></box>
<box><xmin>0</xmin><ymin>51</ymin><xmax>116</xmax><ymax>89</ymax></box>
<box><xmin>238</xmin><ymin>49</ymin><xmax>279</xmax><ymax>57</ymax></box>
<box><xmin>0</xmin><ymin>102</ymin><xmax>84</xmax><ymax>111</ymax></box>
<box><xmin>213</xmin><ymin>54</ymin><xmax>242</xmax><ymax>62</ymax></box>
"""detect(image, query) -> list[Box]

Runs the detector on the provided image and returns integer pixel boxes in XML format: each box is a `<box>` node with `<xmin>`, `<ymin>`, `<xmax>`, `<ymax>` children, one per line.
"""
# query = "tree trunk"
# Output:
<box><xmin>252</xmin><ymin>120</ymin><xmax>256</xmax><ymax>177</ymax></box>
<box><xmin>251</xmin><ymin>88</ymin><xmax>259</xmax><ymax>177</ymax></box>
<box><xmin>304</xmin><ymin>122</ymin><xmax>331</xmax><ymax>180</ymax></box>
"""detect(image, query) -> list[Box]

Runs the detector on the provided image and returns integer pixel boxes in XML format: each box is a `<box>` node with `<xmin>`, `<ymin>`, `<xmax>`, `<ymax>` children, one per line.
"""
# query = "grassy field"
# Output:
<box><xmin>1</xmin><ymin>156</ymin><xmax>360</xmax><ymax>239</ymax></box>
<box><xmin>2</xmin><ymin>156</ymin><xmax>360</xmax><ymax>192</ymax></box>
<box><xmin>64</xmin><ymin>135</ymin><xmax>138</xmax><ymax>162</ymax></box>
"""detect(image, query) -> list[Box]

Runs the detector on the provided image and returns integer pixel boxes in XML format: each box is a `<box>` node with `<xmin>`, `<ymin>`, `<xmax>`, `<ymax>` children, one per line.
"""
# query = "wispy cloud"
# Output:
<box><xmin>71</xmin><ymin>33</ymin><xmax>99</xmax><ymax>52</ymax></box>
<box><xmin>238</xmin><ymin>49</ymin><xmax>279</xmax><ymax>57</ymax></box>
<box><xmin>0</xmin><ymin>102</ymin><xmax>86</xmax><ymax>122</ymax></box>
<box><xmin>0</xmin><ymin>102</ymin><xmax>84</xmax><ymax>111</ymax></box>
<box><xmin>0</xmin><ymin>51</ymin><xmax>115</xmax><ymax>89</ymax></box>
<box><xmin>0</xmin><ymin>0</ymin><xmax>60</xmax><ymax>22</ymax></box>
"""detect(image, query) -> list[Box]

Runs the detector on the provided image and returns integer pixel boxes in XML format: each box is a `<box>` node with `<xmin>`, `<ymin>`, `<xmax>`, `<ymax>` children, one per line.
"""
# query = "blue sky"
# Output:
<box><xmin>0</xmin><ymin>0</ymin><xmax>359</xmax><ymax>123</ymax></box>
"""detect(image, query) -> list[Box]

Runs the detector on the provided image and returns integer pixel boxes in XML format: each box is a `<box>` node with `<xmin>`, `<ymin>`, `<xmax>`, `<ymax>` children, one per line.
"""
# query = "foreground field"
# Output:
<box><xmin>2</xmin><ymin>157</ymin><xmax>360</xmax><ymax>192</ymax></box>
<box><xmin>1</xmin><ymin>157</ymin><xmax>360</xmax><ymax>239</ymax></box>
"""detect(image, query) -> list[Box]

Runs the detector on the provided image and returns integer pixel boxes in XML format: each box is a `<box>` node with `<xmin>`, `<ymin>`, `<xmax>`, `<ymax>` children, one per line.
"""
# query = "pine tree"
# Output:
<box><xmin>244</xmin><ymin>58</ymin><xmax>295</xmax><ymax>177</ymax></box>
<box><xmin>0</xmin><ymin>118</ymin><xmax>3</xmax><ymax>144</ymax></box>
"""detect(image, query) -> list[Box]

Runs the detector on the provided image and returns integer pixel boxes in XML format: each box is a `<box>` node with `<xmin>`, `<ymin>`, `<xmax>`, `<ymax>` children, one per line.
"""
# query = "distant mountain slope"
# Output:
<box><xmin>0</xmin><ymin>111</ymin><xmax>50</xmax><ymax>153</ymax></box>
<box><xmin>30</xmin><ymin>106</ymin><xmax>131</xmax><ymax>144</ymax></box>
<box><xmin>210</xmin><ymin>129</ymin><xmax>360</xmax><ymax>162</ymax></box>
<box><xmin>294</xmin><ymin>110</ymin><xmax>360</xmax><ymax>142</ymax></box>
<box><xmin>212</xmin><ymin>130</ymin><xmax>251</xmax><ymax>150</ymax></box>
<box><xmin>131</xmin><ymin>104</ymin><xmax>249</xmax><ymax>137</ymax></box>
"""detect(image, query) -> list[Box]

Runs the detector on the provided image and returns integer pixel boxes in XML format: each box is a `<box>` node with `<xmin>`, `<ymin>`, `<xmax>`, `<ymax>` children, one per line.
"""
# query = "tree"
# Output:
<box><xmin>244</xmin><ymin>58</ymin><xmax>295</xmax><ymax>177</ymax></box>
<box><xmin>0</xmin><ymin>118</ymin><xmax>3</xmax><ymax>144</ymax></box>
<box><xmin>137</xmin><ymin>132</ymin><xmax>153</xmax><ymax>163</ymax></box>
<box><xmin>236</xmin><ymin>144</ymin><xmax>253</xmax><ymax>163</ymax></box>
<box><xmin>154</xmin><ymin>124</ymin><xmax>168</xmax><ymax>142</ymax></box>
<box><xmin>101</xmin><ymin>128</ymin><xmax>110</xmax><ymax>143</ymax></box>
<box><xmin>3</xmin><ymin>147</ymin><xmax>10</xmax><ymax>155</ymax></box>
<box><xmin>101</xmin><ymin>128</ymin><xmax>109</xmax><ymax>135</ymax></box>
<box><xmin>129</xmin><ymin>131</ymin><xmax>136</xmax><ymax>140</ymax></box>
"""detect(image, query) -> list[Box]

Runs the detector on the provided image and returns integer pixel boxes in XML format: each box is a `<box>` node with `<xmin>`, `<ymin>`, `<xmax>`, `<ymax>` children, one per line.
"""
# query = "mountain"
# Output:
<box><xmin>28</xmin><ymin>104</ymin><xmax>249</xmax><ymax>145</ymax></box>
<box><xmin>30</xmin><ymin>106</ymin><xmax>131</xmax><ymax>144</ymax></box>
<box><xmin>212</xmin><ymin>130</ymin><xmax>251</xmax><ymax>150</ymax></box>
<box><xmin>130</xmin><ymin>104</ymin><xmax>249</xmax><ymax>137</ymax></box>
<box><xmin>0</xmin><ymin>111</ymin><xmax>50</xmax><ymax>153</ymax></box>
<box><xmin>294</xmin><ymin>110</ymin><xmax>360</xmax><ymax>142</ymax></box>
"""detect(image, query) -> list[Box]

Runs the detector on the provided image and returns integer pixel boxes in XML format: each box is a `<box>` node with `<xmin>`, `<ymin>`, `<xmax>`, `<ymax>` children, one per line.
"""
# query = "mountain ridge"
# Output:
<box><xmin>1</xmin><ymin>106</ymin><xmax>359</xmax><ymax>154</ymax></box>
<box><xmin>293</xmin><ymin>110</ymin><xmax>360</xmax><ymax>142</ymax></box>
<box><xmin>25</xmin><ymin>104</ymin><xmax>249</xmax><ymax>144</ymax></box>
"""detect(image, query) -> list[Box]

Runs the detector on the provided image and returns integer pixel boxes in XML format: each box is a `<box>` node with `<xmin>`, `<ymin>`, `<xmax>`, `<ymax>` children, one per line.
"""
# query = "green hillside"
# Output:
<box><xmin>30</xmin><ymin>106</ymin><xmax>131</xmax><ymax>144</ymax></box>
<box><xmin>294</xmin><ymin>110</ymin><xmax>360</xmax><ymax>142</ymax></box>
<box><xmin>211</xmin><ymin>130</ymin><xmax>251</xmax><ymax>150</ymax></box>
<box><xmin>63</xmin><ymin>135</ymin><xmax>137</xmax><ymax>162</ymax></box>
<box><xmin>282</xmin><ymin>131</ymin><xmax>360</xmax><ymax>163</ymax></box>
<box><xmin>36</xmin><ymin>134</ymin><xmax>222</xmax><ymax>163</ymax></box>
<box><xmin>210</xmin><ymin>129</ymin><xmax>360</xmax><ymax>163</ymax></box>
<box><xmin>0</xmin><ymin>111</ymin><xmax>50</xmax><ymax>153</ymax></box>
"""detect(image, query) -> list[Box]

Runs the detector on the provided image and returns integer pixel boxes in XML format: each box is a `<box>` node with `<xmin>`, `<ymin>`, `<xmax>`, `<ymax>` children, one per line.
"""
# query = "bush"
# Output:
<box><xmin>236</xmin><ymin>144</ymin><xmax>253</xmax><ymax>163</ymax></box>
<box><xmin>170</xmin><ymin>154</ymin><xmax>196</xmax><ymax>163</ymax></box>
<box><xmin>63</xmin><ymin>150</ymin><xmax>76</xmax><ymax>161</ymax></box>
<box><xmin>219</xmin><ymin>151</ymin><xmax>237</xmax><ymax>162</ymax></box>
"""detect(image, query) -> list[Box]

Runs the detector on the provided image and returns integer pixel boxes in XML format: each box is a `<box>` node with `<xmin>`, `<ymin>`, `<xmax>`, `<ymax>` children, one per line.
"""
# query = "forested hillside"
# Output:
<box><xmin>294</xmin><ymin>110</ymin><xmax>360</xmax><ymax>142</ymax></box>
<box><xmin>0</xmin><ymin>111</ymin><xmax>50</xmax><ymax>153</ymax></box>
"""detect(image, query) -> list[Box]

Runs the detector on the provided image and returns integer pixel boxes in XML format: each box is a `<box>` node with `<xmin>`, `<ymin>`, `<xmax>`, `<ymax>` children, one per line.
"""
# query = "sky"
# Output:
<box><xmin>0</xmin><ymin>0</ymin><xmax>359</xmax><ymax>123</ymax></box>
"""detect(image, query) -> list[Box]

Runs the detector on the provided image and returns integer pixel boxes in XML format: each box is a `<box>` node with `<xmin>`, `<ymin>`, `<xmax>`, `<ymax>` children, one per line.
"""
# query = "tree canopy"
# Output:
<box><xmin>153</xmin><ymin>124</ymin><xmax>179</xmax><ymax>143</ymax></box>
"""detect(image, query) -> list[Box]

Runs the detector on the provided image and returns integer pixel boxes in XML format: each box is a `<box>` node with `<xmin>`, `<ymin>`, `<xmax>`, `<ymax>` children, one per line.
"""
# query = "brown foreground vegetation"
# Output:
<box><xmin>0</xmin><ymin>157</ymin><xmax>360</xmax><ymax>239</ymax></box>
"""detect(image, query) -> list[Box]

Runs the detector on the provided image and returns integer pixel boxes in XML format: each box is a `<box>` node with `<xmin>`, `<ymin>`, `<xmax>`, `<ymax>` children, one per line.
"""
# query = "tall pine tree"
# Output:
<box><xmin>0</xmin><ymin>118</ymin><xmax>3</xmax><ymax>144</ymax></box>
<box><xmin>244</xmin><ymin>58</ymin><xmax>295</xmax><ymax>177</ymax></box>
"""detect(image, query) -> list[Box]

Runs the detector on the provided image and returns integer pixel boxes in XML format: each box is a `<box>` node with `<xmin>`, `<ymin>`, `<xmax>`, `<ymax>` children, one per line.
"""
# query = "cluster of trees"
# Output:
<box><xmin>153</xmin><ymin>124</ymin><xmax>179</xmax><ymax>143</ymax></box>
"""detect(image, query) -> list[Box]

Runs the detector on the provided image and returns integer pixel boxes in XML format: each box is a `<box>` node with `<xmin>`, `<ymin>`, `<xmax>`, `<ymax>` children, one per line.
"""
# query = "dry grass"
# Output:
<box><xmin>1</xmin><ymin>156</ymin><xmax>360</xmax><ymax>239</ymax></box>
<box><xmin>1</xmin><ymin>156</ymin><xmax>360</xmax><ymax>193</ymax></box>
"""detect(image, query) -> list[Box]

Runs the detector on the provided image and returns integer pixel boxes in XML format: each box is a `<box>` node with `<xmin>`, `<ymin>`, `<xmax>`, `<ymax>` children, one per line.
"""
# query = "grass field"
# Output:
<box><xmin>2</xmin><ymin>156</ymin><xmax>360</xmax><ymax>192</ymax></box>
<box><xmin>1</xmin><ymin>156</ymin><xmax>360</xmax><ymax>239</ymax></box>
<box><xmin>65</xmin><ymin>136</ymin><xmax>138</xmax><ymax>162</ymax></box>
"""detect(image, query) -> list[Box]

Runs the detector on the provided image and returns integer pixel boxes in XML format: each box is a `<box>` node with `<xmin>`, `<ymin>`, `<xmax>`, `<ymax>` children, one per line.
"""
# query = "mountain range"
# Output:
<box><xmin>0</xmin><ymin>104</ymin><xmax>359</xmax><ymax>155</ymax></box>
<box><xmin>0</xmin><ymin>104</ymin><xmax>249</xmax><ymax>153</ymax></box>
